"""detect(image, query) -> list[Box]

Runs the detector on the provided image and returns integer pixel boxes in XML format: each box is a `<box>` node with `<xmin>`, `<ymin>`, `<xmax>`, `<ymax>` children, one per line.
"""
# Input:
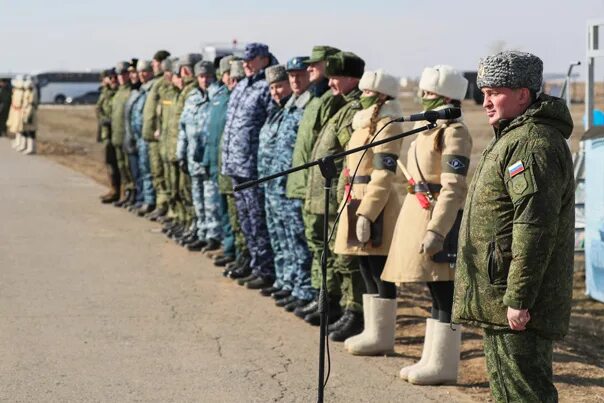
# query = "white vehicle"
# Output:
<box><xmin>36</xmin><ymin>71</ymin><xmax>100</xmax><ymax>104</ymax></box>
<box><xmin>201</xmin><ymin>42</ymin><xmax>246</xmax><ymax>66</ymax></box>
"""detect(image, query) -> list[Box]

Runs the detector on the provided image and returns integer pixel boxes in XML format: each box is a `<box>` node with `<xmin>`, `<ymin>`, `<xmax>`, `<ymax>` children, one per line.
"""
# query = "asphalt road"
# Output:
<box><xmin>0</xmin><ymin>139</ymin><xmax>471</xmax><ymax>402</ymax></box>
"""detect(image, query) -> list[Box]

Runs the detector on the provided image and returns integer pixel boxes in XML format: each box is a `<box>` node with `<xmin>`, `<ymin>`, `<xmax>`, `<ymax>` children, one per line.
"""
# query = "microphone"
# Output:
<box><xmin>393</xmin><ymin>107</ymin><xmax>461</xmax><ymax>123</ymax></box>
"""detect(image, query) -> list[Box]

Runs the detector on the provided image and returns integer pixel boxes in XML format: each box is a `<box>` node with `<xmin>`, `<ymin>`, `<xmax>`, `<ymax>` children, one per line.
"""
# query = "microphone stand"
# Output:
<box><xmin>234</xmin><ymin>120</ymin><xmax>438</xmax><ymax>403</ymax></box>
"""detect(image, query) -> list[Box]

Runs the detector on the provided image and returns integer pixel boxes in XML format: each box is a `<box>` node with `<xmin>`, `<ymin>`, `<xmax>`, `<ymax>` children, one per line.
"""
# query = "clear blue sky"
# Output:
<box><xmin>2</xmin><ymin>0</ymin><xmax>604</xmax><ymax>78</ymax></box>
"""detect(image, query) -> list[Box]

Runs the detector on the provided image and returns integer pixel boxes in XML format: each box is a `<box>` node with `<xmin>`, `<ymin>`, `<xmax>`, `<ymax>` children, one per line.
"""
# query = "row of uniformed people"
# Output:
<box><xmin>96</xmin><ymin>44</ymin><xmax>471</xmax><ymax>386</ymax></box>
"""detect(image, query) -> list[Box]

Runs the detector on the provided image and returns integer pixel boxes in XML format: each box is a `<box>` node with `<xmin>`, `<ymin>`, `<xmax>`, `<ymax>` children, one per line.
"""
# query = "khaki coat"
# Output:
<box><xmin>7</xmin><ymin>84</ymin><xmax>25</xmax><ymax>133</ymax></box>
<box><xmin>334</xmin><ymin>100</ymin><xmax>405</xmax><ymax>256</ymax></box>
<box><xmin>21</xmin><ymin>86</ymin><xmax>38</xmax><ymax>132</ymax></box>
<box><xmin>382</xmin><ymin>114</ymin><xmax>472</xmax><ymax>282</ymax></box>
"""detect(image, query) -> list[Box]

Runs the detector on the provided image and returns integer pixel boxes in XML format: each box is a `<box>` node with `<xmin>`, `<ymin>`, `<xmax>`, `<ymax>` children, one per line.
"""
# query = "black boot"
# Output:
<box><xmin>294</xmin><ymin>298</ymin><xmax>319</xmax><ymax>319</ymax></box>
<box><xmin>237</xmin><ymin>274</ymin><xmax>257</xmax><ymax>286</ymax></box>
<box><xmin>146</xmin><ymin>204</ymin><xmax>167</xmax><ymax>221</ymax></box>
<box><xmin>187</xmin><ymin>239</ymin><xmax>207</xmax><ymax>251</ymax></box>
<box><xmin>328</xmin><ymin>310</ymin><xmax>364</xmax><ymax>342</ymax></box>
<box><xmin>328</xmin><ymin>310</ymin><xmax>352</xmax><ymax>333</ymax></box>
<box><xmin>276</xmin><ymin>295</ymin><xmax>297</xmax><ymax>307</ymax></box>
<box><xmin>137</xmin><ymin>204</ymin><xmax>155</xmax><ymax>217</ymax></box>
<box><xmin>113</xmin><ymin>189</ymin><xmax>132</xmax><ymax>207</ymax></box>
<box><xmin>246</xmin><ymin>276</ymin><xmax>273</xmax><ymax>290</ymax></box>
<box><xmin>214</xmin><ymin>255</ymin><xmax>235</xmax><ymax>267</ymax></box>
<box><xmin>201</xmin><ymin>238</ymin><xmax>221</xmax><ymax>253</ymax></box>
<box><xmin>285</xmin><ymin>298</ymin><xmax>310</xmax><ymax>313</ymax></box>
<box><xmin>271</xmin><ymin>289</ymin><xmax>291</xmax><ymax>300</ymax></box>
<box><xmin>260</xmin><ymin>286</ymin><xmax>281</xmax><ymax>297</ymax></box>
<box><xmin>304</xmin><ymin>297</ymin><xmax>342</xmax><ymax>326</ymax></box>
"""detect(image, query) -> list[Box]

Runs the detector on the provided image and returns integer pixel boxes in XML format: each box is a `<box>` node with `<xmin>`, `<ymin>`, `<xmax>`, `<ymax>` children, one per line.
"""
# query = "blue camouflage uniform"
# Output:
<box><xmin>176</xmin><ymin>85</ymin><xmax>213</xmax><ymax>241</ymax></box>
<box><xmin>221</xmin><ymin>46</ymin><xmax>277</xmax><ymax>281</ymax></box>
<box><xmin>130</xmin><ymin>80</ymin><xmax>156</xmax><ymax>206</ymax></box>
<box><xmin>124</xmin><ymin>84</ymin><xmax>142</xmax><ymax>204</ymax></box>
<box><xmin>260</xmin><ymin>90</ymin><xmax>315</xmax><ymax>301</ymax></box>
<box><xmin>203</xmin><ymin>82</ymin><xmax>235</xmax><ymax>258</ymax></box>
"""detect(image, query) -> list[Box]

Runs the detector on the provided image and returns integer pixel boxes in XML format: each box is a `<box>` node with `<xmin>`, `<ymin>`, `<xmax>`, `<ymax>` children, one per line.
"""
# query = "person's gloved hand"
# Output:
<box><xmin>178</xmin><ymin>160</ymin><xmax>189</xmax><ymax>175</ymax></box>
<box><xmin>419</xmin><ymin>230</ymin><xmax>444</xmax><ymax>256</ymax></box>
<box><xmin>356</xmin><ymin>215</ymin><xmax>371</xmax><ymax>243</ymax></box>
<box><xmin>154</xmin><ymin>129</ymin><xmax>160</xmax><ymax>139</ymax></box>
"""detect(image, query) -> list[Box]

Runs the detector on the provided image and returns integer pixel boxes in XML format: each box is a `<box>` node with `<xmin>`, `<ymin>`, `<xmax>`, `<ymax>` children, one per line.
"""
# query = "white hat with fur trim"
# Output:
<box><xmin>359</xmin><ymin>69</ymin><xmax>399</xmax><ymax>99</ymax></box>
<box><xmin>419</xmin><ymin>65</ymin><xmax>468</xmax><ymax>101</ymax></box>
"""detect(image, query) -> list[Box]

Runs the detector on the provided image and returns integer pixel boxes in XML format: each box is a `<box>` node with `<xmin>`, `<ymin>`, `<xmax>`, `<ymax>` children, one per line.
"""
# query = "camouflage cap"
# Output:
<box><xmin>218</xmin><ymin>55</ymin><xmax>236</xmax><ymax>76</ymax></box>
<box><xmin>116</xmin><ymin>61</ymin><xmax>130</xmax><ymax>74</ymax></box>
<box><xmin>477</xmin><ymin>50</ymin><xmax>543</xmax><ymax>93</ymax></box>
<box><xmin>243</xmin><ymin>43</ymin><xmax>269</xmax><ymax>61</ymax></box>
<box><xmin>102</xmin><ymin>68</ymin><xmax>117</xmax><ymax>78</ymax></box>
<box><xmin>325</xmin><ymin>51</ymin><xmax>365</xmax><ymax>79</ymax></box>
<box><xmin>230</xmin><ymin>60</ymin><xmax>245</xmax><ymax>81</ymax></box>
<box><xmin>178</xmin><ymin>53</ymin><xmax>203</xmax><ymax>69</ymax></box>
<box><xmin>136</xmin><ymin>60</ymin><xmax>153</xmax><ymax>73</ymax></box>
<box><xmin>304</xmin><ymin>46</ymin><xmax>340</xmax><ymax>64</ymax></box>
<box><xmin>194</xmin><ymin>60</ymin><xmax>215</xmax><ymax>77</ymax></box>
<box><xmin>127</xmin><ymin>58</ymin><xmax>139</xmax><ymax>72</ymax></box>
<box><xmin>286</xmin><ymin>56</ymin><xmax>308</xmax><ymax>72</ymax></box>
<box><xmin>160</xmin><ymin>58</ymin><xmax>173</xmax><ymax>73</ymax></box>
<box><xmin>153</xmin><ymin>50</ymin><xmax>170</xmax><ymax>62</ymax></box>
<box><xmin>265</xmin><ymin>65</ymin><xmax>288</xmax><ymax>84</ymax></box>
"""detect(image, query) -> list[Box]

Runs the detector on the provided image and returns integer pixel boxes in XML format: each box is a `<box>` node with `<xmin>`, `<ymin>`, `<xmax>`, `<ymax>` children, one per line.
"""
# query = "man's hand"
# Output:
<box><xmin>154</xmin><ymin>129</ymin><xmax>160</xmax><ymax>139</ymax></box>
<box><xmin>419</xmin><ymin>230</ymin><xmax>444</xmax><ymax>256</ymax></box>
<box><xmin>356</xmin><ymin>215</ymin><xmax>371</xmax><ymax>243</ymax></box>
<box><xmin>507</xmin><ymin>307</ymin><xmax>531</xmax><ymax>331</ymax></box>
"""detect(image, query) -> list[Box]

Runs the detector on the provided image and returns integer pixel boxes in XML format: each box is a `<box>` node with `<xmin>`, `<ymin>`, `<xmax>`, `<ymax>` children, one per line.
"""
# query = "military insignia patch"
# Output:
<box><xmin>508</xmin><ymin>160</ymin><xmax>525</xmax><ymax>178</ymax></box>
<box><xmin>448</xmin><ymin>158</ymin><xmax>466</xmax><ymax>171</ymax></box>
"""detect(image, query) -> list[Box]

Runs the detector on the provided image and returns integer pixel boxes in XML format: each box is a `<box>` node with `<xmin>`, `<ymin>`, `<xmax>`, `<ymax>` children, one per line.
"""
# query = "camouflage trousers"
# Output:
<box><xmin>167</xmin><ymin>162</ymin><xmax>193</xmax><ymax>225</ymax></box>
<box><xmin>113</xmin><ymin>144</ymin><xmax>133</xmax><ymax>191</ymax></box>
<box><xmin>147</xmin><ymin>140</ymin><xmax>168</xmax><ymax>208</ymax></box>
<box><xmin>305</xmin><ymin>211</ymin><xmax>364</xmax><ymax>312</ymax></box>
<box><xmin>203</xmin><ymin>177</ymin><xmax>222</xmax><ymax>241</ymax></box>
<box><xmin>226</xmin><ymin>192</ymin><xmax>248</xmax><ymax>259</ymax></box>
<box><xmin>137</xmin><ymin>139</ymin><xmax>156</xmax><ymax>205</ymax></box>
<box><xmin>483</xmin><ymin>329</ymin><xmax>557</xmax><ymax>403</ymax></box>
<box><xmin>219</xmin><ymin>193</ymin><xmax>236</xmax><ymax>258</ymax></box>
<box><xmin>265</xmin><ymin>184</ymin><xmax>314</xmax><ymax>301</ymax></box>
<box><xmin>231</xmin><ymin>176</ymin><xmax>275</xmax><ymax>280</ymax></box>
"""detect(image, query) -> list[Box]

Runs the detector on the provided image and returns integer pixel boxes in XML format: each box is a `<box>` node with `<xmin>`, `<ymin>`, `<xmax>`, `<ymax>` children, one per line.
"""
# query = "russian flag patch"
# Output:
<box><xmin>508</xmin><ymin>160</ymin><xmax>525</xmax><ymax>177</ymax></box>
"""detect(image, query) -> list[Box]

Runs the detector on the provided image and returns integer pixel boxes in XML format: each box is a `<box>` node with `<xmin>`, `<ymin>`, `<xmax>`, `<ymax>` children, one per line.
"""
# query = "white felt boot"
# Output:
<box><xmin>348</xmin><ymin>297</ymin><xmax>397</xmax><ymax>356</ymax></box>
<box><xmin>12</xmin><ymin>132</ymin><xmax>22</xmax><ymax>149</ymax></box>
<box><xmin>407</xmin><ymin>321</ymin><xmax>462</xmax><ymax>385</ymax></box>
<box><xmin>23</xmin><ymin>138</ymin><xmax>36</xmax><ymax>155</ymax></box>
<box><xmin>17</xmin><ymin>134</ymin><xmax>27</xmax><ymax>152</ymax></box>
<box><xmin>344</xmin><ymin>294</ymin><xmax>377</xmax><ymax>351</ymax></box>
<box><xmin>400</xmin><ymin>318</ymin><xmax>437</xmax><ymax>380</ymax></box>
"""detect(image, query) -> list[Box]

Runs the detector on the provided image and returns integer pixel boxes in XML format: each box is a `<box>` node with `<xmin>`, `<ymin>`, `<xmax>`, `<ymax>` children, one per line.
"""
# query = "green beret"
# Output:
<box><xmin>304</xmin><ymin>45</ymin><xmax>340</xmax><ymax>64</ymax></box>
<box><xmin>325</xmin><ymin>51</ymin><xmax>365</xmax><ymax>79</ymax></box>
<box><xmin>153</xmin><ymin>50</ymin><xmax>171</xmax><ymax>62</ymax></box>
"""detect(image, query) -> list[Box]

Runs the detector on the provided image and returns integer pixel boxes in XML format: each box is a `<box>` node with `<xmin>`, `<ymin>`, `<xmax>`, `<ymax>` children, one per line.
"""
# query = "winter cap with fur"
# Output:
<box><xmin>160</xmin><ymin>58</ymin><xmax>173</xmax><ymax>73</ymax></box>
<box><xmin>265</xmin><ymin>65</ymin><xmax>288</xmax><ymax>84</ymax></box>
<box><xmin>136</xmin><ymin>60</ymin><xmax>153</xmax><ymax>73</ymax></box>
<box><xmin>153</xmin><ymin>50</ymin><xmax>171</xmax><ymax>62</ymax></box>
<box><xmin>477</xmin><ymin>50</ymin><xmax>543</xmax><ymax>93</ymax></box>
<box><xmin>230</xmin><ymin>60</ymin><xmax>245</xmax><ymax>81</ymax></box>
<box><xmin>325</xmin><ymin>51</ymin><xmax>365</xmax><ymax>79</ymax></box>
<box><xmin>194</xmin><ymin>60</ymin><xmax>215</xmax><ymax>77</ymax></box>
<box><xmin>219</xmin><ymin>55</ymin><xmax>236</xmax><ymax>76</ymax></box>
<box><xmin>419</xmin><ymin>65</ymin><xmax>468</xmax><ymax>101</ymax></box>
<box><xmin>116</xmin><ymin>61</ymin><xmax>130</xmax><ymax>74</ymax></box>
<box><xmin>359</xmin><ymin>69</ymin><xmax>399</xmax><ymax>98</ymax></box>
<box><xmin>177</xmin><ymin>53</ymin><xmax>203</xmax><ymax>69</ymax></box>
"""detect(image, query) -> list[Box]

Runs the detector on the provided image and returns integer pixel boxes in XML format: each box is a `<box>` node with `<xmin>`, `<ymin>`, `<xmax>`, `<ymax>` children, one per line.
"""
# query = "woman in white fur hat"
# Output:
<box><xmin>333</xmin><ymin>69</ymin><xmax>404</xmax><ymax>356</ymax></box>
<box><xmin>381</xmin><ymin>65</ymin><xmax>472</xmax><ymax>385</ymax></box>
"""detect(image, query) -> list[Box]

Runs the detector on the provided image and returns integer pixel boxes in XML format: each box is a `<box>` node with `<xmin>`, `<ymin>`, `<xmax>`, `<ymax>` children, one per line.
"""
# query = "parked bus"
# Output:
<box><xmin>35</xmin><ymin>71</ymin><xmax>100</xmax><ymax>104</ymax></box>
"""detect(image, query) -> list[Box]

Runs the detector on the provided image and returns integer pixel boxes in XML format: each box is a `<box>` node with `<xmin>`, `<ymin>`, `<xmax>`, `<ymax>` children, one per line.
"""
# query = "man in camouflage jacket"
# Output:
<box><xmin>302</xmin><ymin>52</ymin><xmax>366</xmax><ymax>341</ymax></box>
<box><xmin>220</xmin><ymin>43</ymin><xmax>277</xmax><ymax>288</ymax></box>
<box><xmin>452</xmin><ymin>51</ymin><xmax>574</xmax><ymax>402</ymax></box>
<box><xmin>97</xmin><ymin>70</ymin><xmax>120</xmax><ymax>203</ymax></box>
<box><xmin>110</xmin><ymin>61</ymin><xmax>133</xmax><ymax>206</ymax></box>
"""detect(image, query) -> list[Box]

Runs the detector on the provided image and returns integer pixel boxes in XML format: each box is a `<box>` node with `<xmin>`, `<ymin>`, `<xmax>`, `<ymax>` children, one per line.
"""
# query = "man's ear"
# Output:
<box><xmin>519</xmin><ymin>87</ymin><xmax>532</xmax><ymax>106</ymax></box>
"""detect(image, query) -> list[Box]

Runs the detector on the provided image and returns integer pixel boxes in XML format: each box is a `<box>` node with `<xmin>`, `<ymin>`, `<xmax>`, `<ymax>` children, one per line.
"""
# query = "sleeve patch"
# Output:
<box><xmin>442</xmin><ymin>155</ymin><xmax>469</xmax><ymax>175</ymax></box>
<box><xmin>373</xmin><ymin>153</ymin><xmax>398</xmax><ymax>173</ymax></box>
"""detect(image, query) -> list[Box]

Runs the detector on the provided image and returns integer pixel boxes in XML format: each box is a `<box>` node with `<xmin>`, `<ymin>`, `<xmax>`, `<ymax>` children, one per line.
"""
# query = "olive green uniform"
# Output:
<box><xmin>142</xmin><ymin>75</ymin><xmax>169</xmax><ymax>209</ymax></box>
<box><xmin>110</xmin><ymin>83</ymin><xmax>133</xmax><ymax>193</ymax></box>
<box><xmin>305</xmin><ymin>88</ymin><xmax>364</xmax><ymax>312</ymax></box>
<box><xmin>453</xmin><ymin>95</ymin><xmax>575</xmax><ymax>402</ymax></box>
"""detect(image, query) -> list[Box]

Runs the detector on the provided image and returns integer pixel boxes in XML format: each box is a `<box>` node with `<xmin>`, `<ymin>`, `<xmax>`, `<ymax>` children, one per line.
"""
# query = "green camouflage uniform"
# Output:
<box><xmin>158</xmin><ymin>79</ymin><xmax>178</xmax><ymax>213</ymax></box>
<box><xmin>305</xmin><ymin>88</ymin><xmax>364</xmax><ymax>312</ymax></box>
<box><xmin>97</xmin><ymin>85</ymin><xmax>115</xmax><ymax>143</ymax></box>
<box><xmin>166</xmin><ymin>76</ymin><xmax>196</xmax><ymax>225</ymax></box>
<box><xmin>142</xmin><ymin>74</ymin><xmax>169</xmax><ymax>209</ymax></box>
<box><xmin>452</xmin><ymin>95</ymin><xmax>575</xmax><ymax>403</ymax></box>
<box><xmin>110</xmin><ymin>83</ymin><xmax>133</xmax><ymax>192</ymax></box>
